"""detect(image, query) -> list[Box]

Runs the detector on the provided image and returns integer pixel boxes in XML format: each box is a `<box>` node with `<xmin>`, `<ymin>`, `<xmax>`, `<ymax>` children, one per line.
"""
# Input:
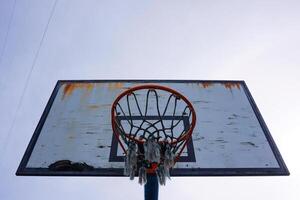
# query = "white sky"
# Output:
<box><xmin>0</xmin><ymin>0</ymin><xmax>299</xmax><ymax>199</ymax></box>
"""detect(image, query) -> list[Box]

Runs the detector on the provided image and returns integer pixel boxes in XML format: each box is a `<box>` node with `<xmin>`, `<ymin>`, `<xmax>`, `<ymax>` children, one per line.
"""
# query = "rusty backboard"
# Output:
<box><xmin>16</xmin><ymin>80</ymin><xmax>289</xmax><ymax>176</ymax></box>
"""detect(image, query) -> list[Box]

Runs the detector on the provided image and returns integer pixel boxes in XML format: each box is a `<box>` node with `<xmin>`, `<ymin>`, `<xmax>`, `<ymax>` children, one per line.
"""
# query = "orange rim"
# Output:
<box><xmin>111</xmin><ymin>84</ymin><xmax>197</xmax><ymax>157</ymax></box>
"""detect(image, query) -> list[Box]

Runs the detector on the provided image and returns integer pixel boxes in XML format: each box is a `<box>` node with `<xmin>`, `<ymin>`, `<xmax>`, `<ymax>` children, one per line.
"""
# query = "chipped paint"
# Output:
<box><xmin>62</xmin><ymin>83</ymin><xmax>95</xmax><ymax>100</ymax></box>
<box><xmin>240</xmin><ymin>141</ymin><xmax>258</xmax><ymax>147</ymax></box>
<box><xmin>86</xmin><ymin>132</ymin><xmax>97</xmax><ymax>135</ymax></box>
<box><xmin>215</xmin><ymin>139</ymin><xmax>228</xmax><ymax>143</ymax></box>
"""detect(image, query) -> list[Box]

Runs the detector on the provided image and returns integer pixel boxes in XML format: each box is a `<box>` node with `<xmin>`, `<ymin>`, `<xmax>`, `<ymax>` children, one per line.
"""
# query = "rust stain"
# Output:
<box><xmin>108</xmin><ymin>82</ymin><xmax>124</xmax><ymax>90</ymax></box>
<box><xmin>200</xmin><ymin>82</ymin><xmax>214</xmax><ymax>89</ymax></box>
<box><xmin>62</xmin><ymin>83</ymin><xmax>95</xmax><ymax>100</ymax></box>
<box><xmin>222</xmin><ymin>83</ymin><xmax>241</xmax><ymax>90</ymax></box>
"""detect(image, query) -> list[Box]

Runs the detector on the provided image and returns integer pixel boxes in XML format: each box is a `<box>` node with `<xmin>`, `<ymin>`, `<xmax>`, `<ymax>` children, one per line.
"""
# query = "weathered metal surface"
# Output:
<box><xmin>17</xmin><ymin>80</ymin><xmax>289</xmax><ymax>176</ymax></box>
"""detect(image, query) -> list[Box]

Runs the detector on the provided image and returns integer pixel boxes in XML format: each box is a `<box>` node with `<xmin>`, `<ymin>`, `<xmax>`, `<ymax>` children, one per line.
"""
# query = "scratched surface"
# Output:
<box><xmin>26</xmin><ymin>81</ymin><xmax>279</xmax><ymax>170</ymax></box>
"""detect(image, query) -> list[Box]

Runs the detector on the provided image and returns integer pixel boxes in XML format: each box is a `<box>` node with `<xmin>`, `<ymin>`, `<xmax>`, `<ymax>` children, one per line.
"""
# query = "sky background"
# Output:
<box><xmin>0</xmin><ymin>0</ymin><xmax>299</xmax><ymax>199</ymax></box>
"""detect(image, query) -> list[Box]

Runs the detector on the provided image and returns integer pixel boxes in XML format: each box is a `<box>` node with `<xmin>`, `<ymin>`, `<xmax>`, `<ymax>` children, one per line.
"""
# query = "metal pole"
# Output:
<box><xmin>144</xmin><ymin>173</ymin><xmax>159</xmax><ymax>200</ymax></box>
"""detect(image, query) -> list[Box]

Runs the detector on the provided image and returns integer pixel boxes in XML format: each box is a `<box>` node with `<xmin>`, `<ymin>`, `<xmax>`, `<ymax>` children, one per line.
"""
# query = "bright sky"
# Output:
<box><xmin>0</xmin><ymin>0</ymin><xmax>300</xmax><ymax>199</ymax></box>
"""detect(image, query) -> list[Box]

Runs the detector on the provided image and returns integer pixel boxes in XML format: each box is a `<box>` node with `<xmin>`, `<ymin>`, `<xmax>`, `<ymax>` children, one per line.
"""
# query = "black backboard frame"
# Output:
<box><xmin>16</xmin><ymin>80</ymin><xmax>289</xmax><ymax>176</ymax></box>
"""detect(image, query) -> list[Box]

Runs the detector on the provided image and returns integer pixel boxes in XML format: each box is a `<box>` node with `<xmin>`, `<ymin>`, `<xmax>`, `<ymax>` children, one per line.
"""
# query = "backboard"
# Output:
<box><xmin>16</xmin><ymin>80</ymin><xmax>289</xmax><ymax>176</ymax></box>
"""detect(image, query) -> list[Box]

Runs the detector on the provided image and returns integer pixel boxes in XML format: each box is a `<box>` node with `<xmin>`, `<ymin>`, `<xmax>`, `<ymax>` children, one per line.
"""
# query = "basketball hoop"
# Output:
<box><xmin>111</xmin><ymin>84</ymin><xmax>196</xmax><ymax>185</ymax></box>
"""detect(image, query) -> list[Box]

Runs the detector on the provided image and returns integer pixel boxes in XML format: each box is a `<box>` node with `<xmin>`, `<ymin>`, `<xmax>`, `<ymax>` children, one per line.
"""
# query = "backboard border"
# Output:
<box><xmin>16</xmin><ymin>80</ymin><xmax>289</xmax><ymax>176</ymax></box>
